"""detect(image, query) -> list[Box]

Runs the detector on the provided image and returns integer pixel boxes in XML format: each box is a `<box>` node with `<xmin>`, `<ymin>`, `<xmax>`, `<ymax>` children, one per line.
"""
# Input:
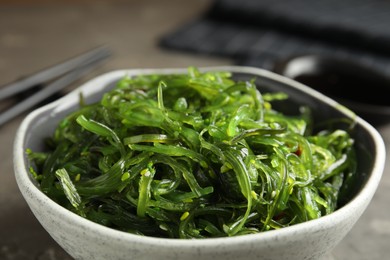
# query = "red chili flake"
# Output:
<box><xmin>294</xmin><ymin>145</ymin><xmax>302</xmax><ymax>156</ymax></box>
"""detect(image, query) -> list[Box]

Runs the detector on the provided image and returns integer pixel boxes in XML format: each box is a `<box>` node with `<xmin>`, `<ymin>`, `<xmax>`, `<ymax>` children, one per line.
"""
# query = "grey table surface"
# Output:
<box><xmin>0</xmin><ymin>1</ymin><xmax>389</xmax><ymax>259</ymax></box>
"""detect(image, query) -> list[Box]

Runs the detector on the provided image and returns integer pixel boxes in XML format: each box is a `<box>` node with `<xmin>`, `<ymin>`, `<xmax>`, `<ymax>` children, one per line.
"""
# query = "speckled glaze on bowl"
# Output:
<box><xmin>14</xmin><ymin>66</ymin><xmax>386</xmax><ymax>260</ymax></box>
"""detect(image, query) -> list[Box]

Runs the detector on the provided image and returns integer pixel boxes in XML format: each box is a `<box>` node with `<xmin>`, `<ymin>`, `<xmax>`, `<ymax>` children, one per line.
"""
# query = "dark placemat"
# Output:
<box><xmin>160</xmin><ymin>0</ymin><xmax>390</xmax><ymax>78</ymax></box>
<box><xmin>208</xmin><ymin>0</ymin><xmax>390</xmax><ymax>55</ymax></box>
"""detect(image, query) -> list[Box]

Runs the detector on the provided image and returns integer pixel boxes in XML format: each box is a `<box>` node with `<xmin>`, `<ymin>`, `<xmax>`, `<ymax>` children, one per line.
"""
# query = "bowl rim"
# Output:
<box><xmin>13</xmin><ymin>65</ymin><xmax>386</xmax><ymax>247</ymax></box>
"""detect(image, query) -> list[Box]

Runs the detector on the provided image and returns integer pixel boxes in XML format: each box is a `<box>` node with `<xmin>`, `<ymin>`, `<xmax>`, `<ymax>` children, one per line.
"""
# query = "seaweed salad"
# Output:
<box><xmin>28</xmin><ymin>67</ymin><xmax>356</xmax><ymax>238</ymax></box>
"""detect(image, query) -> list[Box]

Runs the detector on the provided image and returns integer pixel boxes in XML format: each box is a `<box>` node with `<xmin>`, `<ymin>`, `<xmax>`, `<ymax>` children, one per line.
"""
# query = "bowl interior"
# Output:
<box><xmin>22</xmin><ymin>67</ymin><xmax>379</xmax><ymax>211</ymax></box>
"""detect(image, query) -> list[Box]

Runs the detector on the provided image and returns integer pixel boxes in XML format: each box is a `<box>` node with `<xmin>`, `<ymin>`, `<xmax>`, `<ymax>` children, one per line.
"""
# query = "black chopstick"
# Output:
<box><xmin>0</xmin><ymin>46</ymin><xmax>111</xmax><ymax>127</ymax></box>
<box><xmin>0</xmin><ymin>46</ymin><xmax>111</xmax><ymax>101</ymax></box>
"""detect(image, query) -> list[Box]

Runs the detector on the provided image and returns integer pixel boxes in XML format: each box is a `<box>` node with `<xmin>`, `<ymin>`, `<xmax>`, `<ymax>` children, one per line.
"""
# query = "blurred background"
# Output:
<box><xmin>0</xmin><ymin>0</ymin><xmax>389</xmax><ymax>259</ymax></box>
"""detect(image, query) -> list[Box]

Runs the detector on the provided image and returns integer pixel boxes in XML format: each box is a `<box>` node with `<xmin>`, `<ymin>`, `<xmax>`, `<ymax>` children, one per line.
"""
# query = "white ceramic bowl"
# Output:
<box><xmin>14</xmin><ymin>66</ymin><xmax>386</xmax><ymax>260</ymax></box>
